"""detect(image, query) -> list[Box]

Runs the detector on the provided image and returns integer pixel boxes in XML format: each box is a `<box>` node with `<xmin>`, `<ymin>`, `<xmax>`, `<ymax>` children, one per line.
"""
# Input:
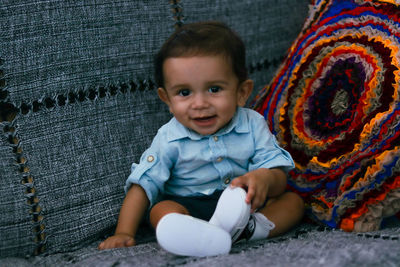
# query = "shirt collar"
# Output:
<box><xmin>167</xmin><ymin>107</ymin><xmax>250</xmax><ymax>142</ymax></box>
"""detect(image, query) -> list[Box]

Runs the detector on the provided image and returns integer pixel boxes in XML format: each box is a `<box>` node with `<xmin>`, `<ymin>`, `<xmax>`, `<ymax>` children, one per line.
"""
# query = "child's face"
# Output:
<box><xmin>158</xmin><ymin>55</ymin><xmax>253</xmax><ymax>136</ymax></box>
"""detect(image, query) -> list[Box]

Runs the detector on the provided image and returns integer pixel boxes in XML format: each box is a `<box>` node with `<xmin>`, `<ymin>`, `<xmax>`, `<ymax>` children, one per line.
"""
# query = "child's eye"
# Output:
<box><xmin>178</xmin><ymin>89</ymin><xmax>191</xmax><ymax>97</ymax></box>
<box><xmin>208</xmin><ymin>86</ymin><xmax>222</xmax><ymax>93</ymax></box>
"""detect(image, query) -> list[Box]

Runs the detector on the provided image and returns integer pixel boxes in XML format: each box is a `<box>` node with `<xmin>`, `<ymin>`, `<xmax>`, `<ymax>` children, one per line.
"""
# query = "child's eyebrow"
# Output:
<box><xmin>167</xmin><ymin>80</ymin><xmax>229</xmax><ymax>90</ymax></box>
<box><xmin>165</xmin><ymin>83</ymin><xmax>191</xmax><ymax>92</ymax></box>
<box><xmin>206</xmin><ymin>80</ymin><xmax>229</xmax><ymax>85</ymax></box>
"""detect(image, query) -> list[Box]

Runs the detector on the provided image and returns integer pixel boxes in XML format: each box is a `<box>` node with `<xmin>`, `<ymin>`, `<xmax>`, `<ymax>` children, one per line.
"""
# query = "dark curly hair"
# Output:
<box><xmin>154</xmin><ymin>21</ymin><xmax>248</xmax><ymax>87</ymax></box>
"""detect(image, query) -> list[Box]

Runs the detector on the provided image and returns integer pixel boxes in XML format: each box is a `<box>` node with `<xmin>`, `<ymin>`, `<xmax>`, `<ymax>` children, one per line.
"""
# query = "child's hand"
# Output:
<box><xmin>98</xmin><ymin>233</ymin><xmax>136</xmax><ymax>250</ymax></box>
<box><xmin>230</xmin><ymin>168</ymin><xmax>273</xmax><ymax>212</ymax></box>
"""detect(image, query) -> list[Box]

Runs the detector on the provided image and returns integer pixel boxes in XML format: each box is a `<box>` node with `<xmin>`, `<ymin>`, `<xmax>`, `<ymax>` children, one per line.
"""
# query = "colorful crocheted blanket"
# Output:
<box><xmin>253</xmin><ymin>0</ymin><xmax>400</xmax><ymax>232</ymax></box>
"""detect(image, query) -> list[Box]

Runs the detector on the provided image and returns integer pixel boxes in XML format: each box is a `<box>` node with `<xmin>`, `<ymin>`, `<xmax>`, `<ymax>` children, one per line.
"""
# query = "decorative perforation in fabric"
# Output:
<box><xmin>0</xmin><ymin>1</ymin><xmax>185</xmax><ymax>256</ymax></box>
<box><xmin>0</xmin><ymin>1</ymin><xmax>307</xmax><ymax>256</ymax></box>
<box><xmin>1</xmin><ymin>59</ymin><xmax>47</xmax><ymax>255</ymax></box>
<box><xmin>1</xmin><ymin>75</ymin><xmax>157</xmax><ymax>256</ymax></box>
<box><xmin>248</xmin><ymin>56</ymin><xmax>285</xmax><ymax>75</ymax></box>
<box><xmin>170</xmin><ymin>0</ymin><xmax>184</xmax><ymax>28</ymax></box>
<box><xmin>13</xmin><ymin>79</ymin><xmax>155</xmax><ymax>117</ymax></box>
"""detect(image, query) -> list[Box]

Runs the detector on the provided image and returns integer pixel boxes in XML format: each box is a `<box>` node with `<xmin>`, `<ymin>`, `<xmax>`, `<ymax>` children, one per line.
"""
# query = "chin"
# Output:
<box><xmin>193</xmin><ymin>128</ymin><xmax>217</xmax><ymax>136</ymax></box>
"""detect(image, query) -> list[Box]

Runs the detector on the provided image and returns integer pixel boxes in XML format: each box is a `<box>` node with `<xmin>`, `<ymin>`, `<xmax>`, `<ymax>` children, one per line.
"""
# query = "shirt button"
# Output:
<box><xmin>216</xmin><ymin>157</ymin><xmax>223</xmax><ymax>162</ymax></box>
<box><xmin>224</xmin><ymin>178</ymin><xmax>231</xmax><ymax>184</ymax></box>
<box><xmin>147</xmin><ymin>155</ymin><xmax>155</xmax><ymax>162</ymax></box>
<box><xmin>213</xmin><ymin>136</ymin><xmax>219</xmax><ymax>142</ymax></box>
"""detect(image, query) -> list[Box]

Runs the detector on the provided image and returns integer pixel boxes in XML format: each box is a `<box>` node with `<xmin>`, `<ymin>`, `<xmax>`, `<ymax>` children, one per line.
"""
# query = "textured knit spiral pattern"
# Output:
<box><xmin>254</xmin><ymin>0</ymin><xmax>400</xmax><ymax>232</ymax></box>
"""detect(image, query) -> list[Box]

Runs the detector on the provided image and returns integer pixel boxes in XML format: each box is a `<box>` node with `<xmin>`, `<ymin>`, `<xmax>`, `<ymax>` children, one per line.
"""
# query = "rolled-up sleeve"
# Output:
<box><xmin>249</xmin><ymin>113</ymin><xmax>295</xmax><ymax>173</ymax></box>
<box><xmin>125</xmin><ymin>132</ymin><xmax>173</xmax><ymax>207</ymax></box>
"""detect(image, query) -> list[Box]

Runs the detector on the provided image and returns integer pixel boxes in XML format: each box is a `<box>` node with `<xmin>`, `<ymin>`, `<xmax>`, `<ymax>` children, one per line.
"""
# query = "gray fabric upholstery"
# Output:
<box><xmin>1</xmin><ymin>0</ymin><xmax>176</xmax><ymax>257</ymax></box>
<box><xmin>0</xmin><ymin>133</ymin><xmax>36</xmax><ymax>257</ymax></box>
<box><xmin>0</xmin><ymin>0</ymin><xmax>309</xmax><ymax>258</ymax></box>
<box><xmin>2</xmin><ymin>222</ymin><xmax>400</xmax><ymax>266</ymax></box>
<box><xmin>1</xmin><ymin>0</ymin><xmax>398</xmax><ymax>266</ymax></box>
<box><xmin>2</xmin><ymin>1</ymin><xmax>173</xmax><ymax>104</ymax></box>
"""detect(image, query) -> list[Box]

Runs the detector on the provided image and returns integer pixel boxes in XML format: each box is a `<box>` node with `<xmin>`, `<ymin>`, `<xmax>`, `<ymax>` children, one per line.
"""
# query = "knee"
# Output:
<box><xmin>149</xmin><ymin>200</ymin><xmax>189</xmax><ymax>228</ymax></box>
<box><xmin>284</xmin><ymin>192</ymin><xmax>305</xmax><ymax>215</ymax></box>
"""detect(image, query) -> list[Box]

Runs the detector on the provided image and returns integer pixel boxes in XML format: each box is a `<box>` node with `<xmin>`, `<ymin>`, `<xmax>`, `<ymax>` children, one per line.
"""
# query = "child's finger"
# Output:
<box><xmin>246</xmin><ymin>182</ymin><xmax>256</xmax><ymax>205</ymax></box>
<box><xmin>230</xmin><ymin>176</ymin><xmax>248</xmax><ymax>189</ymax></box>
<box><xmin>252</xmin><ymin>193</ymin><xmax>266</xmax><ymax>212</ymax></box>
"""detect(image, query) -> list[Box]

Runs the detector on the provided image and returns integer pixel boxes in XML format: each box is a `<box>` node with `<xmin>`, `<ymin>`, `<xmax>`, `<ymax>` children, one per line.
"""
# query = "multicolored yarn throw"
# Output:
<box><xmin>253</xmin><ymin>0</ymin><xmax>400</xmax><ymax>232</ymax></box>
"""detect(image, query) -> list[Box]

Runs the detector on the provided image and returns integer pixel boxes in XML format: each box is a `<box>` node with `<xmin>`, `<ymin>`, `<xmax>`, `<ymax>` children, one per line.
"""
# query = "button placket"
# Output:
<box><xmin>211</xmin><ymin>135</ymin><xmax>223</xmax><ymax>163</ymax></box>
<box><xmin>209</xmin><ymin>135</ymin><xmax>233</xmax><ymax>186</ymax></box>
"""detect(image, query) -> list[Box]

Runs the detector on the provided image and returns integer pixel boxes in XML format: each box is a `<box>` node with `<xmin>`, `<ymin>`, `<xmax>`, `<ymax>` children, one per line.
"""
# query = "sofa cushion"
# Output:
<box><xmin>0</xmin><ymin>0</ymin><xmax>310</xmax><ymax>258</ymax></box>
<box><xmin>254</xmin><ymin>0</ymin><xmax>400</xmax><ymax>232</ymax></box>
<box><xmin>0</xmin><ymin>0</ymin><xmax>173</xmax><ymax>257</ymax></box>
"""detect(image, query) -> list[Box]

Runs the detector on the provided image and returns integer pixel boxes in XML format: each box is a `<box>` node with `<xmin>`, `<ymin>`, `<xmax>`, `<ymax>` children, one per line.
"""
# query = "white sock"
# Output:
<box><xmin>248</xmin><ymin>213</ymin><xmax>275</xmax><ymax>241</ymax></box>
<box><xmin>156</xmin><ymin>213</ymin><xmax>231</xmax><ymax>257</ymax></box>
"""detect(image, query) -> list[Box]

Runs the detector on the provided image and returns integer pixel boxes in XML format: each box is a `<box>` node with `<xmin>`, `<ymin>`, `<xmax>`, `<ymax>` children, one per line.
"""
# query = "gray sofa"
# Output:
<box><xmin>1</xmin><ymin>1</ymin><xmax>399</xmax><ymax>266</ymax></box>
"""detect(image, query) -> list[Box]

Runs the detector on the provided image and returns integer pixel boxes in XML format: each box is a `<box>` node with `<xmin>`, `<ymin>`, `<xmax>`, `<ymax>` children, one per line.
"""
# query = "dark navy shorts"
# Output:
<box><xmin>160</xmin><ymin>190</ymin><xmax>224</xmax><ymax>221</ymax></box>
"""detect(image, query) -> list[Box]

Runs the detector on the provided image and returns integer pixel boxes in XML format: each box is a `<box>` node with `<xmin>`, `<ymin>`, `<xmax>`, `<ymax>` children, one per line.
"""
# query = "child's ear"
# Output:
<box><xmin>158</xmin><ymin>87</ymin><xmax>170</xmax><ymax>105</ymax></box>
<box><xmin>158</xmin><ymin>87</ymin><xmax>174</xmax><ymax>113</ymax></box>
<box><xmin>237</xmin><ymin>79</ymin><xmax>254</xmax><ymax>107</ymax></box>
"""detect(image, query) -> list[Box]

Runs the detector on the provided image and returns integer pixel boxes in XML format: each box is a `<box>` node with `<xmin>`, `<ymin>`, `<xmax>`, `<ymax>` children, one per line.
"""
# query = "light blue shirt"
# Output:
<box><xmin>125</xmin><ymin>107</ymin><xmax>294</xmax><ymax>207</ymax></box>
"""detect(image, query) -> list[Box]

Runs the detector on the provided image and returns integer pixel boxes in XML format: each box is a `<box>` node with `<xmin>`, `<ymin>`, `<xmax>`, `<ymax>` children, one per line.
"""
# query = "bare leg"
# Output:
<box><xmin>149</xmin><ymin>200</ymin><xmax>190</xmax><ymax>228</ymax></box>
<box><xmin>258</xmin><ymin>192</ymin><xmax>304</xmax><ymax>237</ymax></box>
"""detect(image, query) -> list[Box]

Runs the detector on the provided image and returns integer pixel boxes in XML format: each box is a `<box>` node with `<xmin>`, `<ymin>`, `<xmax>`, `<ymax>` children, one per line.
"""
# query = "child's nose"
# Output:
<box><xmin>191</xmin><ymin>94</ymin><xmax>209</xmax><ymax>109</ymax></box>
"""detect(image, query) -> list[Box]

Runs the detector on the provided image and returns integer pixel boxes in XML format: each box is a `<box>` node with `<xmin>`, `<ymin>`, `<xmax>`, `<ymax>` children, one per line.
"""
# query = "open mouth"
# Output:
<box><xmin>192</xmin><ymin>115</ymin><xmax>217</xmax><ymax>126</ymax></box>
<box><xmin>194</xmin><ymin>115</ymin><xmax>216</xmax><ymax>121</ymax></box>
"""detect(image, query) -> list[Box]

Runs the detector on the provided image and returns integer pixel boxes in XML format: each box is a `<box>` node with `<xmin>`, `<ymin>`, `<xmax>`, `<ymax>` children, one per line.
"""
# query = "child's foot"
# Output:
<box><xmin>235</xmin><ymin>212</ymin><xmax>275</xmax><ymax>242</ymax></box>
<box><xmin>209</xmin><ymin>186</ymin><xmax>251</xmax><ymax>242</ymax></box>
<box><xmin>156</xmin><ymin>213</ymin><xmax>231</xmax><ymax>257</ymax></box>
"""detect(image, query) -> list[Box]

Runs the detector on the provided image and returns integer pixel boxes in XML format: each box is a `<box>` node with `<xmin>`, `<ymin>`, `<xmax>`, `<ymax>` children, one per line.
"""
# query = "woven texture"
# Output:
<box><xmin>0</xmin><ymin>134</ymin><xmax>36</xmax><ymax>257</ymax></box>
<box><xmin>254</xmin><ymin>0</ymin><xmax>400</xmax><ymax>232</ymax></box>
<box><xmin>0</xmin><ymin>0</ymin><xmax>310</xmax><ymax>258</ymax></box>
<box><xmin>2</xmin><ymin>221</ymin><xmax>400</xmax><ymax>266</ymax></box>
<box><xmin>0</xmin><ymin>0</ymin><xmax>173</xmax><ymax>257</ymax></box>
<box><xmin>1</xmin><ymin>0</ymin><xmax>173</xmax><ymax>105</ymax></box>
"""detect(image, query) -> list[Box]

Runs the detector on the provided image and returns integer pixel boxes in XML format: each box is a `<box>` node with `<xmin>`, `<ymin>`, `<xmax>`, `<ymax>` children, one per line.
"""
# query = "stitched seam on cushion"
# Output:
<box><xmin>13</xmin><ymin>79</ymin><xmax>155</xmax><ymax>116</ymax></box>
<box><xmin>1</xmin><ymin>74</ymin><xmax>156</xmax><ymax>255</ymax></box>
<box><xmin>0</xmin><ymin>78</ymin><xmax>155</xmax><ymax>254</ymax></box>
<box><xmin>248</xmin><ymin>55</ymin><xmax>285</xmax><ymax>75</ymax></box>
<box><xmin>0</xmin><ymin>59</ymin><xmax>47</xmax><ymax>256</ymax></box>
<box><xmin>170</xmin><ymin>0</ymin><xmax>184</xmax><ymax>28</ymax></box>
<box><xmin>1</xmin><ymin>79</ymin><xmax>155</xmax><ymax>256</ymax></box>
<box><xmin>357</xmin><ymin>232</ymin><xmax>400</xmax><ymax>240</ymax></box>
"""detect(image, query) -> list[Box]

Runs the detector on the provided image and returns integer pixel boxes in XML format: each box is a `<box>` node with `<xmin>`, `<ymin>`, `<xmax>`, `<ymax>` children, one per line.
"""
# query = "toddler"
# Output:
<box><xmin>98</xmin><ymin>21</ymin><xmax>304</xmax><ymax>257</ymax></box>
